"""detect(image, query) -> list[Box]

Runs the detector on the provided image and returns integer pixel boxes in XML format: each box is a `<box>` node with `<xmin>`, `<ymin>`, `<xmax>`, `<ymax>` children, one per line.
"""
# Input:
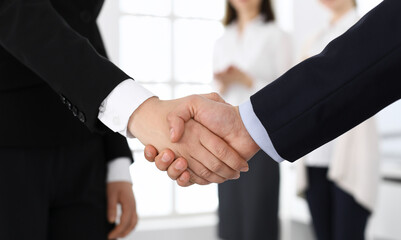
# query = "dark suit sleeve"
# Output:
<box><xmin>251</xmin><ymin>0</ymin><xmax>401</xmax><ymax>162</ymax></box>
<box><xmin>0</xmin><ymin>0</ymin><xmax>131</xmax><ymax>132</ymax></box>
<box><xmin>104</xmin><ymin>132</ymin><xmax>134</xmax><ymax>163</ymax></box>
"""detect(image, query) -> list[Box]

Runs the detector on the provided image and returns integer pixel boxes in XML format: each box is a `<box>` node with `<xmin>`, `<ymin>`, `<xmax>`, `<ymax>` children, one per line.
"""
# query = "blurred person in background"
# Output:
<box><xmin>213</xmin><ymin>0</ymin><xmax>292</xmax><ymax>239</ymax></box>
<box><xmin>297</xmin><ymin>0</ymin><xmax>380</xmax><ymax>239</ymax></box>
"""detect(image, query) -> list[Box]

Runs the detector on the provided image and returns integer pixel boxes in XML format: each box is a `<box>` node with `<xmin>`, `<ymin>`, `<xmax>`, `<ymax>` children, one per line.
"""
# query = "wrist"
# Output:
<box><xmin>128</xmin><ymin>96</ymin><xmax>160</xmax><ymax>137</ymax></box>
<box><xmin>234</xmin><ymin>106</ymin><xmax>260</xmax><ymax>159</ymax></box>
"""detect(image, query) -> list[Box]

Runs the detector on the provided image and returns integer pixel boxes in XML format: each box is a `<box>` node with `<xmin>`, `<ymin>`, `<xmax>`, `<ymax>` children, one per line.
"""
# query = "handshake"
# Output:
<box><xmin>128</xmin><ymin>93</ymin><xmax>261</xmax><ymax>187</ymax></box>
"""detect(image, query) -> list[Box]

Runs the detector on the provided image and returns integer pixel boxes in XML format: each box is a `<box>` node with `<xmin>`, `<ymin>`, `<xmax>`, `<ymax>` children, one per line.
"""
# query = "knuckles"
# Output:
<box><xmin>213</xmin><ymin>143</ymin><xmax>229</xmax><ymax>160</ymax></box>
<box><xmin>210</xmin><ymin>161</ymin><xmax>224</xmax><ymax>173</ymax></box>
<box><xmin>199</xmin><ymin>168</ymin><xmax>213</xmax><ymax>180</ymax></box>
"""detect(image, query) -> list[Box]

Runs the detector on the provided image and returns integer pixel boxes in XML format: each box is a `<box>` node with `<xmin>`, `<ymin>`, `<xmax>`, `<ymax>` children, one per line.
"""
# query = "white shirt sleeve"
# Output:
<box><xmin>239</xmin><ymin>100</ymin><xmax>286</xmax><ymax>163</ymax></box>
<box><xmin>98</xmin><ymin>79</ymin><xmax>155</xmax><ymax>137</ymax></box>
<box><xmin>107</xmin><ymin>158</ymin><xmax>133</xmax><ymax>183</ymax></box>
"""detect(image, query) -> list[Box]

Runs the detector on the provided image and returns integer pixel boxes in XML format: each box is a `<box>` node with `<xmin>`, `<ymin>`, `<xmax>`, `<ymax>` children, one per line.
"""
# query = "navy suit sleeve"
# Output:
<box><xmin>251</xmin><ymin>0</ymin><xmax>401</xmax><ymax>161</ymax></box>
<box><xmin>0</xmin><ymin>0</ymin><xmax>130</xmax><ymax>132</ymax></box>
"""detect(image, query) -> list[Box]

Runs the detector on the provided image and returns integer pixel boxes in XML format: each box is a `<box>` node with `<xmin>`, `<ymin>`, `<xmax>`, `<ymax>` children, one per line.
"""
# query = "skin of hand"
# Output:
<box><xmin>129</xmin><ymin>96</ymin><xmax>249</xmax><ymax>184</ymax></box>
<box><xmin>107</xmin><ymin>182</ymin><xmax>138</xmax><ymax>239</ymax></box>
<box><xmin>144</xmin><ymin>147</ymin><xmax>194</xmax><ymax>187</ymax></box>
<box><xmin>215</xmin><ymin>66</ymin><xmax>254</xmax><ymax>93</ymax></box>
<box><xmin>144</xmin><ymin>93</ymin><xmax>261</xmax><ymax>186</ymax></box>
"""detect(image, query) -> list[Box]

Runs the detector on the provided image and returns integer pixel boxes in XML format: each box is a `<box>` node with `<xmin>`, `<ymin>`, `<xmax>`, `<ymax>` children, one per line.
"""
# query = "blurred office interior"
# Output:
<box><xmin>98</xmin><ymin>0</ymin><xmax>401</xmax><ymax>239</ymax></box>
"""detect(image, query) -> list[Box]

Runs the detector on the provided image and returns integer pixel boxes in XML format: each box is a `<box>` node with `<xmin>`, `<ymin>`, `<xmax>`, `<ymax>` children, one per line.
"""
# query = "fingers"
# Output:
<box><xmin>164</xmin><ymin>158</ymin><xmax>188</xmax><ymax>180</ymax></box>
<box><xmin>144</xmin><ymin>145</ymin><xmax>158</xmax><ymax>162</ymax></box>
<box><xmin>185</xmin><ymin>168</ymin><xmax>211</xmax><ymax>185</ymax></box>
<box><xmin>200</xmin><ymin>130</ymin><xmax>248</xmax><ymax>173</ymax></box>
<box><xmin>182</xmin><ymin>154</ymin><xmax>222</xmax><ymax>184</ymax></box>
<box><xmin>147</xmin><ymin>148</ymin><xmax>204</xmax><ymax>186</ymax></box>
<box><xmin>121</xmin><ymin>206</ymin><xmax>138</xmax><ymax>237</ymax></box>
<box><xmin>176</xmin><ymin>171</ymin><xmax>193</xmax><ymax>187</ymax></box>
<box><xmin>151</xmin><ymin>153</ymin><xmax>201</xmax><ymax>187</ymax></box>
<box><xmin>153</xmin><ymin>149</ymin><xmax>178</xmax><ymax>172</ymax></box>
<box><xmin>108</xmin><ymin>195</ymin><xmax>137</xmax><ymax>239</ymax></box>
<box><xmin>107</xmin><ymin>183</ymin><xmax>138</xmax><ymax>239</ymax></box>
<box><xmin>150</xmin><ymin>151</ymin><xmax>196</xmax><ymax>186</ymax></box>
<box><xmin>108</xmin><ymin>205</ymin><xmax>131</xmax><ymax>239</ymax></box>
<box><xmin>107</xmin><ymin>191</ymin><xmax>118</xmax><ymax>224</ymax></box>
<box><xmin>191</xmin><ymin>138</ymin><xmax>240</xmax><ymax>181</ymax></box>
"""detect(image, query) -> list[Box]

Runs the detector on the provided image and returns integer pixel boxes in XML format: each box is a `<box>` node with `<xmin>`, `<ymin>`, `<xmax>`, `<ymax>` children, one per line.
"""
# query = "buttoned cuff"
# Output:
<box><xmin>107</xmin><ymin>158</ymin><xmax>133</xmax><ymax>183</ymax></box>
<box><xmin>98</xmin><ymin>79</ymin><xmax>155</xmax><ymax>137</ymax></box>
<box><xmin>239</xmin><ymin>100</ymin><xmax>286</xmax><ymax>163</ymax></box>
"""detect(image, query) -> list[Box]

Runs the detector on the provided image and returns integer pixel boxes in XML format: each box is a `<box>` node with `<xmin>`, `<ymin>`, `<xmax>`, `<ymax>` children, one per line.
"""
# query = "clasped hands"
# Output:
<box><xmin>128</xmin><ymin>93</ymin><xmax>260</xmax><ymax>187</ymax></box>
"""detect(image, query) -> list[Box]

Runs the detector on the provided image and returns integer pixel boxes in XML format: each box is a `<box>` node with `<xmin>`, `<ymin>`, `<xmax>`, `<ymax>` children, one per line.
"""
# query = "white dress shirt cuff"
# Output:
<box><xmin>239</xmin><ymin>100</ymin><xmax>286</xmax><ymax>163</ymax></box>
<box><xmin>107</xmin><ymin>158</ymin><xmax>133</xmax><ymax>183</ymax></box>
<box><xmin>98</xmin><ymin>79</ymin><xmax>155</xmax><ymax>137</ymax></box>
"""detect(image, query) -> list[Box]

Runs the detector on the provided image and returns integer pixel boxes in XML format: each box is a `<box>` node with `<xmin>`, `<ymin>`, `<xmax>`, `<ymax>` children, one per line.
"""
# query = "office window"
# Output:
<box><xmin>119</xmin><ymin>0</ymin><xmax>225</xmax><ymax>217</ymax></box>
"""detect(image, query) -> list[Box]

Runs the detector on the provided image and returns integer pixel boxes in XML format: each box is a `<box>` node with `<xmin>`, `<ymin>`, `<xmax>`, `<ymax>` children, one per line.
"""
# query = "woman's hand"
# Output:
<box><xmin>215</xmin><ymin>65</ymin><xmax>253</xmax><ymax>92</ymax></box>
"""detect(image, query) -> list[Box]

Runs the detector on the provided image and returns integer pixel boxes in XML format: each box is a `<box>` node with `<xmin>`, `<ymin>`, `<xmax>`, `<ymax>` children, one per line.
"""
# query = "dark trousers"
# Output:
<box><xmin>218</xmin><ymin>151</ymin><xmax>280</xmax><ymax>240</ymax></box>
<box><xmin>0</xmin><ymin>137</ymin><xmax>113</xmax><ymax>240</ymax></box>
<box><xmin>306</xmin><ymin>167</ymin><xmax>370</xmax><ymax>240</ymax></box>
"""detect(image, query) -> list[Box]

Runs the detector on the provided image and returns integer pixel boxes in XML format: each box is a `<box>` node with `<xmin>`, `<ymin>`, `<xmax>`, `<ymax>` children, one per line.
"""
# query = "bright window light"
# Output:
<box><xmin>120</xmin><ymin>0</ymin><xmax>172</xmax><ymax>16</ymax></box>
<box><xmin>174</xmin><ymin>19</ymin><xmax>224</xmax><ymax>83</ymax></box>
<box><xmin>131</xmin><ymin>152</ymin><xmax>174</xmax><ymax>217</ymax></box>
<box><xmin>120</xmin><ymin>16</ymin><xmax>171</xmax><ymax>82</ymax></box>
<box><xmin>119</xmin><ymin>0</ymin><xmax>225</xmax><ymax>217</ymax></box>
<box><xmin>174</xmin><ymin>0</ymin><xmax>226</xmax><ymax>20</ymax></box>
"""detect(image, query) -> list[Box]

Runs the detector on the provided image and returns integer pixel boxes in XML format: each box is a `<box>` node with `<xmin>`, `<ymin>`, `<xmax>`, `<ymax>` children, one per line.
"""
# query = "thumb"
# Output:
<box><xmin>167</xmin><ymin>99</ymin><xmax>196</xmax><ymax>143</ymax></box>
<box><xmin>107</xmin><ymin>190</ymin><xmax>118</xmax><ymax>224</ymax></box>
<box><xmin>167</xmin><ymin>94</ymin><xmax>223</xmax><ymax>143</ymax></box>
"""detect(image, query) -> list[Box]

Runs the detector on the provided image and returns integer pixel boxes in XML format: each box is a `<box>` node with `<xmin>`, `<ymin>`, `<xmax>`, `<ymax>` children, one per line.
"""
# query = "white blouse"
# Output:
<box><xmin>304</xmin><ymin>9</ymin><xmax>360</xmax><ymax>167</ymax></box>
<box><xmin>213</xmin><ymin>16</ymin><xmax>292</xmax><ymax>106</ymax></box>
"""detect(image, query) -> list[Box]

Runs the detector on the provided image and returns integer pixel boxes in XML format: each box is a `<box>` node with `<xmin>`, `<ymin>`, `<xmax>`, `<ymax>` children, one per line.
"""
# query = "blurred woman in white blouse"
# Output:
<box><xmin>213</xmin><ymin>0</ymin><xmax>292</xmax><ymax>239</ymax></box>
<box><xmin>297</xmin><ymin>0</ymin><xmax>380</xmax><ymax>239</ymax></box>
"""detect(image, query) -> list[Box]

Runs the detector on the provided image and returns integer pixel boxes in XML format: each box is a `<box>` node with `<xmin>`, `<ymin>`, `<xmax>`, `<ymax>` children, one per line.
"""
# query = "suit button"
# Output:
<box><xmin>80</xmin><ymin>11</ymin><xmax>92</xmax><ymax>23</ymax></box>
<box><xmin>78</xmin><ymin>112</ymin><xmax>86</xmax><ymax>123</ymax></box>
<box><xmin>60</xmin><ymin>95</ymin><xmax>67</xmax><ymax>104</ymax></box>
<box><xmin>72</xmin><ymin>106</ymin><xmax>78</xmax><ymax>117</ymax></box>
<box><xmin>66</xmin><ymin>101</ymin><xmax>72</xmax><ymax>110</ymax></box>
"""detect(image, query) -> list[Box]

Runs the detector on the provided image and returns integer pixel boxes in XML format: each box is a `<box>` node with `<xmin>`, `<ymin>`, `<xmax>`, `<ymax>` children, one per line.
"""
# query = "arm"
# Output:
<box><xmin>0</xmin><ymin>0</ymin><xmax>248</xmax><ymax>184</ymax></box>
<box><xmin>0</xmin><ymin>0</ymin><xmax>129</xmax><ymax>131</ymax></box>
<box><xmin>103</xmin><ymin>132</ymin><xmax>137</xmax><ymax>239</ymax></box>
<box><xmin>145</xmin><ymin>0</ymin><xmax>401</xmax><ymax>185</ymax></box>
<box><xmin>250</xmin><ymin>0</ymin><xmax>401</xmax><ymax>161</ymax></box>
<box><xmin>171</xmin><ymin>0</ymin><xmax>401</xmax><ymax>163</ymax></box>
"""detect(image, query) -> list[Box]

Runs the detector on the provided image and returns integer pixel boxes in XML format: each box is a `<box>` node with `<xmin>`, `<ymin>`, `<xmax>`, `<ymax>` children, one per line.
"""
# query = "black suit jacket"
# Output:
<box><xmin>0</xmin><ymin>0</ymin><xmax>132</xmax><ymax>162</ymax></box>
<box><xmin>251</xmin><ymin>0</ymin><xmax>401</xmax><ymax>162</ymax></box>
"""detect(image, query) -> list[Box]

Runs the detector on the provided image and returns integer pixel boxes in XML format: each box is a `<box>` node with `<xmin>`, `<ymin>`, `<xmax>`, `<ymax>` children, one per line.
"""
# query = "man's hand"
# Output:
<box><xmin>129</xmin><ymin>97</ymin><xmax>248</xmax><ymax>184</ymax></box>
<box><xmin>144</xmin><ymin>147</ymin><xmax>194</xmax><ymax>187</ymax></box>
<box><xmin>107</xmin><ymin>182</ymin><xmax>138</xmax><ymax>239</ymax></box>
<box><xmin>168</xmin><ymin>93</ymin><xmax>260</xmax><ymax>160</ymax></box>
<box><xmin>143</xmin><ymin>93</ymin><xmax>260</xmax><ymax>186</ymax></box>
